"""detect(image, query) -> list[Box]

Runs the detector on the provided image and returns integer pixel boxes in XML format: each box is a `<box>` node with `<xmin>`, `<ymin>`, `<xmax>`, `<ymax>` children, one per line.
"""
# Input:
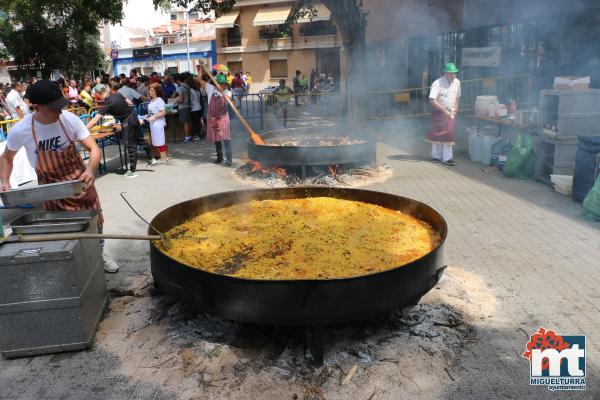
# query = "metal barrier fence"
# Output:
<box><xmin>0</xmin><ymin>76</ymin><xmax>532</xmax><ymax>141</ymax></box>
<box><xmin>230</xmin><ymin>75</ymin><xmax>532</xmax><ymax>128</ymax></box>
<box><xmin>230</xmin><ymin>93</ymin><xmax>264</xmax><ymax>122</ymax></box>
<box><xmin>261</xmin><ymin>92</ymin><xmax>345</xmax><ymax>117</ymax></box>
<box><xmin>366</xmin><ymin>74</ymin><xmax>532</xmax><ymax>119</ymax></box>
<box><xmin>0</xmin><ymin>106</ymin><xmax>92</xmax><ymax>140</ymax></box>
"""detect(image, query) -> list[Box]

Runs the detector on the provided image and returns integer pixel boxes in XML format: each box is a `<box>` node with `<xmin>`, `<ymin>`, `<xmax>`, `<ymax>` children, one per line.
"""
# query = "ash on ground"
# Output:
<box><xmin>95</xmin><ymin>267</ymin><xmax>486</xmax><ymax>400</ymax></box>
<box><xmin>232</xmin><ymin>163</ymin><xmax>393</xmax><ymax>188</ymax></box>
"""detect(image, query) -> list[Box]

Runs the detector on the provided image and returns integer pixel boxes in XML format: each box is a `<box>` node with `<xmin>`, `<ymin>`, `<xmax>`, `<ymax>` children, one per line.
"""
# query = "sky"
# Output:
<box><xmin>108</xmin><ymin>0</ymin><xmax>172</xmax><ymax>48</ymax></box>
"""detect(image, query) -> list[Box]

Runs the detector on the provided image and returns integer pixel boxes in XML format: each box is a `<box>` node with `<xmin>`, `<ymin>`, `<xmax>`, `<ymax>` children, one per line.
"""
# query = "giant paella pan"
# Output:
<box><xmin>149</xmin><ymin>187</ymin><xmax>447</xmax><ymax>326</ymax></box>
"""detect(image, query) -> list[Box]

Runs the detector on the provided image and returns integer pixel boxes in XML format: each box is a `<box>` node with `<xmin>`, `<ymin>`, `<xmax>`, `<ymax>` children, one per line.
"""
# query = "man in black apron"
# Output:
<box><xmin>86</xmin><ymin>84</ymin><xmax>142</xmax><ymax>178</ymax></box>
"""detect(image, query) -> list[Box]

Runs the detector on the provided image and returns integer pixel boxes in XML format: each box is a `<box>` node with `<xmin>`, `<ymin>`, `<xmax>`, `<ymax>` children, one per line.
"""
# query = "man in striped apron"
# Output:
<box><xmin>0</xmin><ymin>80</ymin><xmax>119</xmax><ymax>273</ymax></box>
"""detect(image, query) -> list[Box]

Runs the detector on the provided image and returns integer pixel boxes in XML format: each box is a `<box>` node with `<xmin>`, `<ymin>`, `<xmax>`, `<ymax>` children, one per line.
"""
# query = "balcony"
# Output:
<box><xmin>293</xmin><ymin>35</ymin><xmax>337</xmax><ymax>49</ymax></box>
<box><xmin>129</xmin><ymin>37</ymin><xmax>149</xmax><ymax>48</ymax></box>
<box><xmin>259</xmin><ymin>37</ymin><xmax>292</xmax><ymax>50</ymax></box>
<box><xmin>217</xmin><ymin>33</ymin><xmax>339</xmax><ymax>54</ymax></box>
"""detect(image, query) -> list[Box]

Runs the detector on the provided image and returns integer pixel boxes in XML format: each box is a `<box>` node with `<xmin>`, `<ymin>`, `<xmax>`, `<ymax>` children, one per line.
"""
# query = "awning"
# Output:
<box><xmin>214</xmin><ymin>10</ymin><xmax>240</xmax><ymax>29</ymax></box>
<box><xmin>297</xmin><ymin>3</ymin><xmax>331</xmax><ymax>23</ymax></box>
<box><xmin>253</xmin><ymin>5</ymin><xmax>292</xmax><ymax>26</ymax></box>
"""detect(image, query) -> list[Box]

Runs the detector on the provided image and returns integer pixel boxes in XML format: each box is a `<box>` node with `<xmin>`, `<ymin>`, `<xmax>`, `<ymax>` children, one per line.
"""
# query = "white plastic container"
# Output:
<box><xmin>550</xmin><ymin>174</ymin><xmax>573</xmax><ymax>195</ymax></box>
<box><xmin>496</xmin><ymin>104</ymin><xmax>508</xmax><ymax>117</ymax></box>
<box><xmin>469</xmin><ymin>132</ymin><xmax>483</xmax><ymax>162</ymax></box>
<box><xmin>481</xmin><ymin>135</ymin><xmax>501</xmax><ymax>165</ymax></box>
<box><xmin>488</xmin><ymin>100</ymin><xmax>499</xmax><ymax>117</ymax></box>
<box><xmin>475</xmin><ymin>96</ymin><xmax>498</xmax><ymax>116</ymax></box>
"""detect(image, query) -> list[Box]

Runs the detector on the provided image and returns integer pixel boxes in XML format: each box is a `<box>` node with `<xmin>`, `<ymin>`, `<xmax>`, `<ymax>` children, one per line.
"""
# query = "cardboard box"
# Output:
<box><xmin>553</xmin><ymin>76</ymin><xmax>590</xmax><ymax>91</ymax></box>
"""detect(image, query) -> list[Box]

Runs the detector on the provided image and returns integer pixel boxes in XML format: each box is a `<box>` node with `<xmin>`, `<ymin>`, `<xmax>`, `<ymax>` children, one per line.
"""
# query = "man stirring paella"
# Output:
<box><xmin>0</xmin><ymin>80</ymin><xmax>120</xmax><ymax>273</ymax></box>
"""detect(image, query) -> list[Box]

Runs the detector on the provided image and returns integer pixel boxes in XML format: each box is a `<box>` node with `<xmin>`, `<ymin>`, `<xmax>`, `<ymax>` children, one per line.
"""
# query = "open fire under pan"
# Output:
<box><xmin>247</xmin><ymin>127</ymin><xmax>377</xmax><ymax>178</ymax></box>
<box><xmin>149</xmin><ymin>188</ymin><xmax>447</xmax><ymax>327</ymax></box>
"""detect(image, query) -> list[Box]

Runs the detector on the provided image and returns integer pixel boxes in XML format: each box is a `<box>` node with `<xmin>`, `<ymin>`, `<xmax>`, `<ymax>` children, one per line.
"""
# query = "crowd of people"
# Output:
<box><xmin>0</xmin><ymin>66</ymin><xmax>241</xmax><ymax>180</ymax></box>
<box><xmin>0</xmin><ymin>66</ymin><xmax>338</xmax><ymax>178</ymax></box>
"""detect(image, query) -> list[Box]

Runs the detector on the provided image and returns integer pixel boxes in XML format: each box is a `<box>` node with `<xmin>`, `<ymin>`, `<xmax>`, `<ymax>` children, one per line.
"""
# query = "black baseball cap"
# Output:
<box><xmin>26</xmin><ymin>80</ymin><xmax>69</xmax><ymax>110</ymax></box>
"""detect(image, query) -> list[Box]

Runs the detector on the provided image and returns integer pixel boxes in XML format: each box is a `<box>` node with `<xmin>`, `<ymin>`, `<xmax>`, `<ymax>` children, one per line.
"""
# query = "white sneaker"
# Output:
<box><xmin>147</xmin><ymin>158</ymin><xmax>158</xmax><ymax>167</ymax></box>
<box><xmin>155</xmin><ymin>160</ymin><xmax>167</xmax><ymax>165</ymax></box>
<box><xmin>103</xmin><ymin>253</ymin><xmax>119</xmax><ymax>273</ymax></box>
<box><xmin>124</xmin><ymin>170</ymin><xmax>139</xmax><ymax>178</ymax></box>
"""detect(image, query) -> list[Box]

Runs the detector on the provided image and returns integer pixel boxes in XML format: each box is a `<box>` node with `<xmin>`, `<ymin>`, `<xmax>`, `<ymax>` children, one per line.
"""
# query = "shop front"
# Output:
<box><xmin>113</xmin><ymin>40</ymin><xmax>217</xmax><ymax>77</ymax></box>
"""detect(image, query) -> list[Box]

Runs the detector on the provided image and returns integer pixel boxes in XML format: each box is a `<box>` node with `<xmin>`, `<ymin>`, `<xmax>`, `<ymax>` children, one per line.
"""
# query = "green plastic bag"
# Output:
<box><xmin>503</xmin><ymin>133</ymin><xmax>536</xmax><ymax>178</ymax></box>
<box><xmin>583</xmin><ymin>175</ymin><xmax>600</xmax><ymax>221</ymax></box>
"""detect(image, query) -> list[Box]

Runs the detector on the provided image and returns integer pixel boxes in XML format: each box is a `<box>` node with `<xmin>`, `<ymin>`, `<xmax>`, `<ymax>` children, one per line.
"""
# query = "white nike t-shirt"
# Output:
<box><xmin>6</xmin><ymin>111</ymin><xmax>90</xmax><ymax>169</ymax></box>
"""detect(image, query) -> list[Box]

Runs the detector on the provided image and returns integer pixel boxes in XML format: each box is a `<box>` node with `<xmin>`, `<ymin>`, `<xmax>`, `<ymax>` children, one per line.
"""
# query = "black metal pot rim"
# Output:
<box><xmin>150</xmin><ymin>187</ymin><xmax>448</xmax><ymax>284</ymax></box>
<box><xmin>247</xmin><ymin>142</ymin><xmax>368</xmax><ymax>149</ymax></box>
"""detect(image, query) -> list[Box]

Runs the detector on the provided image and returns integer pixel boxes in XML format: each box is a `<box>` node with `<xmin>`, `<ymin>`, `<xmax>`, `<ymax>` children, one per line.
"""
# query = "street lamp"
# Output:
<box><xmin>185</xmin><ymin>9</ymin><xmax>191</xmax><ymax>73</ymax></box>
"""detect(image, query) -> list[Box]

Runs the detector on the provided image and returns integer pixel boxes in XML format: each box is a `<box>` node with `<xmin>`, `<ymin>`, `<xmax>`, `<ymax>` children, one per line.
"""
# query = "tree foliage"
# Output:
<box><xmin>0</xmin><ymin>0</ymin><xmax>125</xmax><ymax>77</ymax></box>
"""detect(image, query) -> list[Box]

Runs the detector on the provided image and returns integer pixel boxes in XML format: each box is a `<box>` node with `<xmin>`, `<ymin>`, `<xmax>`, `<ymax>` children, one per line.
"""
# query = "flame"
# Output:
<box><xmin>249</xmin><ymin>160</ymin><xmax>262</xmax><ymax>173</ymax></box>
<box><xmin>328</xmin><ymin>164</ymin><xmax>339</xmax><ymax>176</ymax></box>
<box><xmin>247</xmin><ymin>160</ymin><xmax>287</xmax><ymax>177</ymax></box>
<box><xmin>273</xmin><ymin>167</ymin><xmax>287</xmax><ymax>177</ymax></box>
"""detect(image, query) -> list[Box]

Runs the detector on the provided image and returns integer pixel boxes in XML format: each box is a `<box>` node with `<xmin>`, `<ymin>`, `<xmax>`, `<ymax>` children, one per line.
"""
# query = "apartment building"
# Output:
<box><xmin>214</xmin><ymin>0</ymin><xmax>342</xmax><ymax>92</ymax></box>
<box><xmin>107</xmin><ymin>5</ymin><xmax>217</xmax><ymax>77</ymax></box>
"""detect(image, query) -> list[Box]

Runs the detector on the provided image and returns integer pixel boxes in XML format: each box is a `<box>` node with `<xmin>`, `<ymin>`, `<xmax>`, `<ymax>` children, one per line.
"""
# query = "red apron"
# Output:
<box><xmin>206</xmin><ymin>94</ymin><xmax>231</xmax><ymax>142</ymax></box>
<box><xmin>426</xmin><ymin>109</ymin><xmax>456</xmax><ymax>144</ymax></box>
<box><xmin>31</xmin><ymin>116</ymin><xmax>104</xmax><ymax>227</ymax></box>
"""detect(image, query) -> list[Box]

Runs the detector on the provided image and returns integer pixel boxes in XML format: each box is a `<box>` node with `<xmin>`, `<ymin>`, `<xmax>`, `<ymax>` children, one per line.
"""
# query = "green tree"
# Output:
<box><xmin>154</xmin><ymin>0</ymin><xmax>368</xmax><ymax>124</ymax></box>
<box><xmin>0</xmin><ymin>0</ymin><xmax>124</xmax><ymax>78</ymax></box>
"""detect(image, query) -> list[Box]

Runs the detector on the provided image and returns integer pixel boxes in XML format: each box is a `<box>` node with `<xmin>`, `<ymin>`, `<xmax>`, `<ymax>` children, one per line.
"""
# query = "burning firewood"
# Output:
<box><xmin>350</xmin><ymin>168</ymin><xmax>376</xmax><ymax>177</ymax></box>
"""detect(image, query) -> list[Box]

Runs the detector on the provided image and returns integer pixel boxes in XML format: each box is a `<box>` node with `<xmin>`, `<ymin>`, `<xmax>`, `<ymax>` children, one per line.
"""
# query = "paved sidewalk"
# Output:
<box><xmin>372</xmin><ymin>142</ymin><xmax>600</xmax><ymax>399</ymax></box>
<box><xmin>0</xmin><ymin>137</ymin><xmax>598</xmax><ymax>399</ymax></box>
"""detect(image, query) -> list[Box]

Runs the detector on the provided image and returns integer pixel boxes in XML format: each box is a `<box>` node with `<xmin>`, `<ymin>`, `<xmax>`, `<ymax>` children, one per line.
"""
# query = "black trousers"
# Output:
<box><xmin>191</xmin><ymin>110</ymin><xmax>204</xmax><ymax>138</ymax></box>
<box><xmin>215</xmin><ymin>140</ymin><xmax>232</xmax><ymax>161</ymax></box>
<box><xmin>125</xmin><ymin>142</ymin><xmax>138</xmax><ymax>172</ymax></box>
<box><xmin>121</xmin><ymin>114</ymin><xmax>142</xmax><ymax>172</ymax></box>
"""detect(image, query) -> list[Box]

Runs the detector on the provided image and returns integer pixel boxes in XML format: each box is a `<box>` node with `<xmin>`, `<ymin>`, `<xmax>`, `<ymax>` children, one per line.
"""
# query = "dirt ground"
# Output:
<box><xmin>94</xmin><ymin>265</ymin><xmax>493</xmax><ymax>400</ymax></box>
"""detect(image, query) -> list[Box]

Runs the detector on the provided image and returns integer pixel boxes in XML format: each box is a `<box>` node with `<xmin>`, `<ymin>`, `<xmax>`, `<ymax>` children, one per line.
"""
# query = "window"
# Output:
<box><xmin>227</xmin><ymin>62</ymin><xmax>243</xmax><ymax>75</ymax></box>
<box><xmin>166</xmin><ymin>67</ymin><xmax>178</xmax><ymax>76</ymax></box>
<box><xmin>188</xmin><ymin>12</ymin><xmax>199</xmax><ymax>20</ymax></box>
<box><xmin>270</xmin><ymin>59</ymin><xmax>288</xmax><ymax>78</ymax></box>
<box><xmin>226</xmin><ymin>26</ymin><xmax>241</xmax><ymax>47</ymax></box>
<box><xmin>162</xmin><ymin>35</ymin><xmax>177</xmax><ymax>44</ymax></box>
<box><xmin>170</xmin><ymin>13</ymin><xmax>177</xmax><ymax>20</ymax></box>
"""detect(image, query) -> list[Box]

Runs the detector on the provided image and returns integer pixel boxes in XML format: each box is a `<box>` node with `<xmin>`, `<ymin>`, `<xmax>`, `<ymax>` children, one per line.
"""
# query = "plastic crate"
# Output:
<box><xmin>538</xmin><ymin>90</ymin><xmax>600</xmax><ymax>139</ymax></box>
<box><xmin>535</xmin><ymin>135</ymin><xmax>578</xmax><ymax>184</ymax></box>
<box><xmin>557</xmin><ymin>114</ymin><xmax>600</xmax><ymax>138</ymax></box>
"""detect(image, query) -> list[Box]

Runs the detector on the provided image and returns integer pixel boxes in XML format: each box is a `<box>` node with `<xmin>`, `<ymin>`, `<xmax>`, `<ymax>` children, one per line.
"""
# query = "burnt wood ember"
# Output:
<box><xmin>235</xmin><ymin>163</ymin><xmax>391</xmax><ymax>188</ymax></box>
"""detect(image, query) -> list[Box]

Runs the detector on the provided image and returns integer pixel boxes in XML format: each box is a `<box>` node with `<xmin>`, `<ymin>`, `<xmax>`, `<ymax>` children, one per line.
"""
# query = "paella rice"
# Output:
<box><xmin>159</xmin><ymin>197</ymin><xmax>441</xmax><ymax>280</ymax></box>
